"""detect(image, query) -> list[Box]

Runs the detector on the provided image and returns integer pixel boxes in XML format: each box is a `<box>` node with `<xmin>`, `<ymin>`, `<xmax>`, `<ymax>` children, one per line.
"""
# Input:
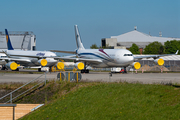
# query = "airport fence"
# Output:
<box><xmin>136</xmin><ymin>60</ymin><xmax>180</xmax><ymax>71</ymax></box>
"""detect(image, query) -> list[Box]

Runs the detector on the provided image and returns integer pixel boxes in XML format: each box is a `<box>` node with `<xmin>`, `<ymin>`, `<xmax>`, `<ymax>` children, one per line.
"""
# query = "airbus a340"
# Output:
<box><xmin>50</xmin><ymin>25</ymin><xmax>178</xmax><ymax>73</ymax></box>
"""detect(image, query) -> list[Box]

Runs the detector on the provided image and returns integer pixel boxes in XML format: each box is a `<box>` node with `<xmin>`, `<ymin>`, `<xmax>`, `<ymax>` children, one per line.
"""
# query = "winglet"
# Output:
<box><xmin>175</xmin><ymin>50</ymin><xmax>179</xmax><ymax>55</ymax></box>
<box><xmin>5</xmin><ymin>29</ymin><xmax>14</xmax><ymax>50</ymax></box>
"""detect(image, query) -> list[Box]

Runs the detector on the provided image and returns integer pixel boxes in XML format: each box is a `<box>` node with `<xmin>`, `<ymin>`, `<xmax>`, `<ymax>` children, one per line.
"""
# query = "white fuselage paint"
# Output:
<box><xmin>0</xmin><ymin>53</ymin><xmax>7</xmax><ymax>65</ymax></box>
<box><xmin>6</xmin><ymin>50</ymin><xmax>58</xmax><ymax>67</ymax></box>
<box><xmin>77</xmin><ymin>49</ymin><xmax>134</xmax><ymax>68</ymax></box>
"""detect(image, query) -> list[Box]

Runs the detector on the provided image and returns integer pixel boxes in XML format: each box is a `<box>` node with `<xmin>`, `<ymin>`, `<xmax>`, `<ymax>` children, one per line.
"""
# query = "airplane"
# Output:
<box><xmin>50</xmin><ymin>25</ymin><xmax>178</xmax><ymax>73</ymax></box>
<box><xmin>0</xmin><ymin>29</ymin><xmax>64</xmax><ymax>71</ymax></box>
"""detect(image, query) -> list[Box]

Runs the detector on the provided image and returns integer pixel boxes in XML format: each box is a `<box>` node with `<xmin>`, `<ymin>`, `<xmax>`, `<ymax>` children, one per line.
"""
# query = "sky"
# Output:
<box><xmin>0</xmin><ymin>0</ymin><xmax>179</xmax><ymax>55</ymax></box>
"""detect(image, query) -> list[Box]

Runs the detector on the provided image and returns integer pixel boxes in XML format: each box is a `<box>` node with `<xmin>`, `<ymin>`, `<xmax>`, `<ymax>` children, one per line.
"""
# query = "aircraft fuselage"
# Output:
<box><xmin>77</xmin><ymin>49</ymin><xmax>134</xmax><ymax>68</ymax></box>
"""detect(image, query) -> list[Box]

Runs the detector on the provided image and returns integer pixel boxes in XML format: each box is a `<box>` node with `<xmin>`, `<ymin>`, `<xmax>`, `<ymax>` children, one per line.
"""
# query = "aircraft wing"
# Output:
<box><xmin>50</xmin><ymin>50</ymin><xmax>76</xmax><ymax>54</ymax></box>
<box><xmin>7</xmin><ymin>54</ymin><xmax>77</xmax><ymax>59</ymax></box>
<box><xmin>7</xmin><ymin>54</ymin><xmax>47</xmax><ymax>59</ymax></box>
<box><xmin>51</xmin><ymin>56</ymin><xmax>103</xmax><ymax>63</ymax></box>
<box><xmin>134</xmin><ymin>50</ymin><xmax>179</xmax><ymax>60</ymax></box>
<box><xmin>0</xmin><ymin>57</ymin><xmax>31</xmax><ymax>63</ymax></box>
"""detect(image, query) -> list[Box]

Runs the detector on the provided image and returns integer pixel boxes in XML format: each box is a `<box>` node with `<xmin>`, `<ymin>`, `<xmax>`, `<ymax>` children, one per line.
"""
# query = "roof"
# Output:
<box><xmin>111</xmin><ymin>30</ymin><xmax>180</xmax><ymax>44</ymax></box>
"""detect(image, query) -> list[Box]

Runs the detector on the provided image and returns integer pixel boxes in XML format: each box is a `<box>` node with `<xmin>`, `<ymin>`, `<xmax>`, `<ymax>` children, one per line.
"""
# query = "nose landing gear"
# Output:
<box><xmin>124</xmin><ymin>67</ymin><xmax>127</xmax><ymax>73</ymax></box>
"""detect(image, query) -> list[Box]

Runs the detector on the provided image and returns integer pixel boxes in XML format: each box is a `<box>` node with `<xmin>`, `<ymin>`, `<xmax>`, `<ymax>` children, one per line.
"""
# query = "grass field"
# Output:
<box><xmin>16</xmin><ymin>81</ymin><xmax>180</xmax><ymax>120</ymax></box>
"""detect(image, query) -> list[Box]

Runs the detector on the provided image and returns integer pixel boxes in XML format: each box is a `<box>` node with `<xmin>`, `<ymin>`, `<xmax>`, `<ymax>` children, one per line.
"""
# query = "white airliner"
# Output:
<box><xmin>0</xmin><ymin>29</ymin><xmax>64</xmax><ymax>71</ymax></box>
<box><xmin>50</xmin><ymin>25</ymin><xmax>178</xmax><ymax>73</ymax></box>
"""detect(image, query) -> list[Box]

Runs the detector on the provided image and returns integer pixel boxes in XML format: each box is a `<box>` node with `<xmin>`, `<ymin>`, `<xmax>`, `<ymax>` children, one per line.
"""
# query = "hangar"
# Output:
<box><xmin>102</xmin><ymin>27</ymin><xmax>180</xmax><ymax>54</ymax></box>
<box><xmin>0</xmin><ymin>31</ymin><xmax>36</xmax><ymax>51</ymax></box>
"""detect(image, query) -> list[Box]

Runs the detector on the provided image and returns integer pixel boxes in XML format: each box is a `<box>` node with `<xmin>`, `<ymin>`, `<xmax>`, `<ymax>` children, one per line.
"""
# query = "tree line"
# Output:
<box><xmin>90</xmin><ymin>40</ymin><xmax>180</xmax><ymax>55</ymax></box>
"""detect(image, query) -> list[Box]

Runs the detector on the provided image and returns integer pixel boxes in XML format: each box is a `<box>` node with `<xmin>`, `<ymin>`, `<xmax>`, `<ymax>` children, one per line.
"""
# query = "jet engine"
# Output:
<box><xmin>131</xmin><ymin>62</ymin><xmax>141</xmax><ymax>69</ymax></box>
<box><xmin>56</xmin><ymin>62</ymin><xmax>64</xmax><ymax>70</ymax></box>
<box><xmin>38</xmin><ymin>59</ymin><xmax>47</xmax><ymax>66</ymax></box>
<box><xmin>74</xmin><ymin>62</ymin><xmax>84</xmax><ymax>70</ymax></box>
<box><xmin>154</xmin><ymin>58</ymin><xmax>164</xmax><ymax>66</ymax></box>
<box><xmin>6</xmin><ymin>62</ymin><xmax>18</xmax><ymax>70</ymax></box>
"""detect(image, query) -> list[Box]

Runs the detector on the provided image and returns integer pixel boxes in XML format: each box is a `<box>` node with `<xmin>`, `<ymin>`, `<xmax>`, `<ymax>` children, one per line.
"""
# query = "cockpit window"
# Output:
<box><xmin>124</xmin><ymin>54</ymin><xmax>133</xmax><ymax>56</ymax></box>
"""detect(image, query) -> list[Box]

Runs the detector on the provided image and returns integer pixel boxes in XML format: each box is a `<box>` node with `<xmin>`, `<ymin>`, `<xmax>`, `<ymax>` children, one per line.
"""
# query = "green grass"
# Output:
<box><xmin>18</xmin><ymin>82</ymin><xmax>180</xmax><ymax>120</ymax></box>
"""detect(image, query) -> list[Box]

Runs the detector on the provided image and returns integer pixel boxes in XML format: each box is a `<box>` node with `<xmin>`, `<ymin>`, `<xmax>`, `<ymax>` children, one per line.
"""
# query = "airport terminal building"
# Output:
<box><xmin>0</xmin><ymin>31</ymin><xmax>36</xmax><ymax>51</ymax></box>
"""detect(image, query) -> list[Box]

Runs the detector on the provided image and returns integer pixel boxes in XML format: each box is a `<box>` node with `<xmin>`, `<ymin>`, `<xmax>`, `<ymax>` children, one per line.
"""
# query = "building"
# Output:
<box><xmin>102</xmin><ymin>27</ymin><xmax>180</xmax><ymax>54</ymax></box>
<box><xmin>0</xmin><ymin>31</ymin><xmax>36</xmax><ymax>51</ymax></box>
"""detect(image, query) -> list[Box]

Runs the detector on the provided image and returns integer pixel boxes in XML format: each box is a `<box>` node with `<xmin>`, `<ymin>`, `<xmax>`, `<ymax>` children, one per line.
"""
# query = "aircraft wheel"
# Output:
<box><xmin>81</xmin><ymin>70</ymin><xmax>85</xmax><ymax>73</ymax></box>
<box><xmin>85</xmin><ymin>70</ymin><xmax>89</xmax><ymax>73</ymax></box>
<box><xmin>1</xmin><ymin>66</ymin><xmax>6</xmax><ymax>70</ymax></box>
<box><xmin>38</xmin><ymin>68</ymin><xmax>41</xmax><ymax>72</ymax></box>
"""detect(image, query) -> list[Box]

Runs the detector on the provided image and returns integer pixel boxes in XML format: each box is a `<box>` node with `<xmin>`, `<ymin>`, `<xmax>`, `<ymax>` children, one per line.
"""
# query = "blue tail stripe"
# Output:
<box><xmin>5</xmin><ymin>29</ymin><xmax>14</xmax><ymax>50</ymax></box>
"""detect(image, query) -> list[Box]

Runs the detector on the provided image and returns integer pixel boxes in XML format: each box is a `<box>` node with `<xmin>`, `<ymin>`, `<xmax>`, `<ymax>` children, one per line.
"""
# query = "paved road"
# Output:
<box><xmin>0</xmin><ymin>72</ymin><xmax>180</xmax><ymax>84</ymax></box>
<box><xmin>81</xmin><ymin>72</ymin><xmax>180</xmax><ymax>84</ymax></box>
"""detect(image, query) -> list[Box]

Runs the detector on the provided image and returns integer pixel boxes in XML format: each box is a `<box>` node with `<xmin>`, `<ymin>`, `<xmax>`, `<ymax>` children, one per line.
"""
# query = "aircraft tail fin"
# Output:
<box><xmin>5</xmin><ymin>29</ymin><xmax>14</xmax><ymax>50</ymax></box>
<box><xmin>74</xmin><ymin>25</ymin><xmax>85</xmax><ymax>50</ymax></box>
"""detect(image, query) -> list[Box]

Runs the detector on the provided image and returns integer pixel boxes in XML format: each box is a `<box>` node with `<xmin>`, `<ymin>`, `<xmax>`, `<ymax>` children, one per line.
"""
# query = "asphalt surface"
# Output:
<box><xmin>0</xmin><ymin>71</ymin><xmax>180</xmax><ymax>84</ymax></box>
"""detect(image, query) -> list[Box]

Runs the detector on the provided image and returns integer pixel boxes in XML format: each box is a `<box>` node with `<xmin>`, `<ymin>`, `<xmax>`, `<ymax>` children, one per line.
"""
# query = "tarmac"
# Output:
<box><xmin>0</xmin><ymin>71</ymin><xmax>180</xmax><ymax>84</ymax></box>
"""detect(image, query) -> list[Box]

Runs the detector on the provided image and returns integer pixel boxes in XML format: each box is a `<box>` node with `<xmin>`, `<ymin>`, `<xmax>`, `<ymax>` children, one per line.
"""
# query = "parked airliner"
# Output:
<box><xmin>50</xmin><ymin>25</ymin><xmax>178</xmax><ymax>73</ymax></box>
<box><xmin>0</xmin><ymin>29</ymin><xmax>64</xmax><ymax>71</ymax></box>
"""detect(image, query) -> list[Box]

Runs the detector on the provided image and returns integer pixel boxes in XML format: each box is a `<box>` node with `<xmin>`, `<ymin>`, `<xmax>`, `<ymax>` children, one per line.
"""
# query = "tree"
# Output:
<box><xmin>129</xmin><ymin>43</ymin><xmax>140</xmax><ymax>54</ymax></box>
<box><xmin>164</xmin><ymin>40</ymin><xmax>180</xmax><ymax>54</ymax></box>
<box><xmin>143</xmin><ymin>41</ymin><xmax>164</xmax><ymax>54</ymax></box>
<box><xmin>90</xmin><ymin>44</ymin><xmax>99</xmax><ymax>49</ymax></box>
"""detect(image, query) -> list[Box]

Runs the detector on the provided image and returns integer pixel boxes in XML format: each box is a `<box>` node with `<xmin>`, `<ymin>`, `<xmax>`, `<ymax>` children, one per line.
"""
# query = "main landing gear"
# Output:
<box><xmin>1</xmin><ymin>65</ymin><xmax>7</xmax><ymax>70</ymax></box>
<box><xmin>81</xmin><ymin>62</ymin><xmax>89</xmax><ymax>73</ymax></box>
<box><xmin>38</xmin><ymin>68</ymin><xmax>41</xmax><ymax>72</ymax></box>
<box><xmin>81</xmin><ymin>69</ymin><xmax>89</xmax><ymax>73</ymax></box>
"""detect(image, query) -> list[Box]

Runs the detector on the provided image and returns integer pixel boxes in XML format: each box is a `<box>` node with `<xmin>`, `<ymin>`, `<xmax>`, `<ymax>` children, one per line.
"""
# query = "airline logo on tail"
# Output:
<box><xmin>5</xmin><ymin>29</ymin><xmax>14</xmax><ymax>50</ymax></box>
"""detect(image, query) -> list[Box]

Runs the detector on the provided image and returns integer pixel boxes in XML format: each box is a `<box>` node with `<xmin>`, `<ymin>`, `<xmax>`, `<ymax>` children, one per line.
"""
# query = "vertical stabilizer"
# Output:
<box><xmin>5</xmin><ymin>29</ymin><xmax>14</xmax><ymax>50</ymax></box>
<box><xmin>74</xmin><ymin>25</ymin><xmax>85</xmax><ymax>50</ymax></box>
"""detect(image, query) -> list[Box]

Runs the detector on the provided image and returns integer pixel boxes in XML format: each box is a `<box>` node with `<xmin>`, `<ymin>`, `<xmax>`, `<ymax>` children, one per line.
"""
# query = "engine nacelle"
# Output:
<box><xmin>56</xmin><ymin>62</ymin><xmax>64</xmax><ymax>70</ymax></box>
<box><xmin>38</xmin><ymin>59</ymin><xmax>47</xmax><ymax>66</ymax></box>
<box><xmin>154</xmin><ymin>58</ymin><xmax>164</xmax><ymax>66</ymax></box>
<box><xmin>131</xmin><ymin>62</ymin><xmax>141</xmax><ymax>70</ymax></box>
<box><xmin>74</xmin><ymin>62</ymin><xmax>84</xmax><ymax>70</ymax></box>
<box><xmin>6</xmin><ymin>62</ymin><xmax>18</xmax><ymax>70</ymax></box>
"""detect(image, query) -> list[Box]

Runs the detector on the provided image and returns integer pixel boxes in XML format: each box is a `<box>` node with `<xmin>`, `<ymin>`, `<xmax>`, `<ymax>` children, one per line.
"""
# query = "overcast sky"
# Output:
<box><xmin>0</xmin><ymin>0</ymin><xmax>179</xmax><ymax>55</ymax></box>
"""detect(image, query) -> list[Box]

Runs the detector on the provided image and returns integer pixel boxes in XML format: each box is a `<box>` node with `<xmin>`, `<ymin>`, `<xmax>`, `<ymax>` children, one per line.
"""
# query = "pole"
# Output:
<box><xmin>76</xmin><ymin>72</ymin><xmax>78</xmax><ymax>83</ymax></box>
<box><xmin>60</xmin><ymin>72</ymin><xmax>62</xmax><ymax>81</ymax></box>
<box><xmin>44</xmin><ymin>72</ymin><xmax>46</xmax><ymax>85</ymax></box>
<box><xmin>68</xmin><ymin>72</ymin><xmax>70</xmax><ymax>82</ymax></box>
<box><xmin>10</xmin><ymin>93</ymin><xmax>12</xmax><ymax>103</ymax></box>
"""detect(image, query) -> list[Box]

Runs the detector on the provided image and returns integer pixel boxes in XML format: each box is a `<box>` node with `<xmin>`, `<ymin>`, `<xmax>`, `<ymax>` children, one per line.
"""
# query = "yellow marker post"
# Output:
<box><xmin>76</xmin><ymin>72</ymin><xmax>78</xmax><ymax>83</ymax></box>
<box><xmin>60</xmin><ymin>72</ymin><xmax>62</xmax><ymax>81</ymax></box>
<box><xmin>68</xmin><ymin>72</ymin><xmax>70</xmax><ymax>82</ymax></box>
